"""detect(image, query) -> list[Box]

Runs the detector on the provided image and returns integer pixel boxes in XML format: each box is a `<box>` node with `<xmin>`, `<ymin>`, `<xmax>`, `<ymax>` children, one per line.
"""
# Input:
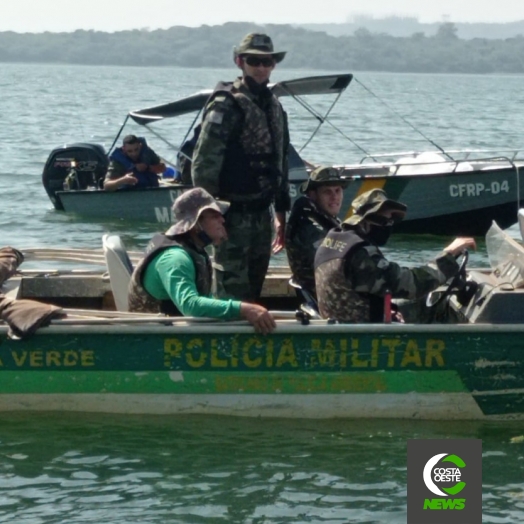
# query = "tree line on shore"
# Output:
<box><xmin>2</xmin><ymin>21</ymin><xmax>524</xmax><ymax>73</ymax></box>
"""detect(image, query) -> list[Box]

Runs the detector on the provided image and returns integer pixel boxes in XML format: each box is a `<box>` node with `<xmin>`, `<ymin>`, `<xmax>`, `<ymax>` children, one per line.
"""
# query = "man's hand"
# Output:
<box><xmin>272</xmin><ymin>211</ymin><xmax>286</xmax><ymax>254</ymax></box>
<box><xmin>119</xmin><ymin>173</ymin><xmax>138</xmax><ymax>186</ymax></box>
<box><xmin>149</xmin><ymin>163</ymin><xmax>167</xmax><ymax>174</ymax></box>
<box><xmin>240</xmin><ymin>303</ymin><xmax>276</xmax><ymax>335</ymax></box>
<box><xmin>443</xmin><ymin>237</ymin><xmax>477</xmax><ymax>257</ymax></box>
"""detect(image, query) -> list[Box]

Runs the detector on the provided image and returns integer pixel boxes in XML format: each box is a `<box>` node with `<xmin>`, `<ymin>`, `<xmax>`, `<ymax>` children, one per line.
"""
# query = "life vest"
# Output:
<box><xmin>314</xmin><ymin>227</ymin><xmax>385</xmax><ymax>323</ymax></box>
<box><xmin>128</xmin><ymin>233</ymin><xmax>212</xmax><ymax>315</ymax></box>
<box><xmin>110</xmin><ymin>137</ymin><xmax>160</xmax><ymax>188</ymax></box>
<box><xmin>205</xmin><ymin>79</ymin><xmax>286</xmax><ymax>201</ymax></box>
<box><xmin>285</xmin><ymin>196</ymin><xmax>341</xmax><ymax>295</ymax></box>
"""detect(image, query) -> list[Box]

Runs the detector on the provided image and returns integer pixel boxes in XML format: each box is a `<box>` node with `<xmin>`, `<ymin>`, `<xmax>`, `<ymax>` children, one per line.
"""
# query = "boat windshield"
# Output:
<box><xmin>485</xmin><ymin>221</ymin><xmax>524</xmax><ymax>287</ymax></box>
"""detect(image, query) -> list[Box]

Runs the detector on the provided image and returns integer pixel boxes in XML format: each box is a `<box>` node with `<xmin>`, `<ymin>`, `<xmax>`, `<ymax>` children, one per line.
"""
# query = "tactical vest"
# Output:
<box><xmin>285</xmin><ymin>196</ymin><xmax>341</xmax><ymax>294</ymax></box>
<box><xmin>128</xmin><ymin>233</ymin><xmax>212</xmax><ymax>315</ymax></box>
<box><xmin>207</xmin><ymin>80</ymin><xmax>286</xmax><ymax>202</ymax></box>
<box><xmin>314</xmin><ymin>227</ymin><xmax>385</xmax><ymax>323</ymax></box>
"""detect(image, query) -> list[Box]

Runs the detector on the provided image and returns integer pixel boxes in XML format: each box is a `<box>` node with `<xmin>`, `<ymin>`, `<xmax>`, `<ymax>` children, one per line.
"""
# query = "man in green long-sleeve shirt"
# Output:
<box><xmin>128</xmin><ymin>187</ymin><xmax>275</xmax><ymax>335</ymax></box>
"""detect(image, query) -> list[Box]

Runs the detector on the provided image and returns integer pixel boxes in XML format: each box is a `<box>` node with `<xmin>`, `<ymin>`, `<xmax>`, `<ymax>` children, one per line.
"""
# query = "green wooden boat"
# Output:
<box><xmin>1</xmin><ymin>222</ymin><xmax>524</xmax><ymax>419</ymax></box>
<box><xmin>41</xmin><ymin>73</ymin><xmax>524</xmax><ymax>236</ymax></box>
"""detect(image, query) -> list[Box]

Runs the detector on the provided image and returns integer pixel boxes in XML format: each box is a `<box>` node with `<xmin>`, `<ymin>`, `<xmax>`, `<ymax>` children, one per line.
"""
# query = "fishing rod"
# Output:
<box><xmin>354</xmin><ymin>78</ymin><xmax>455</xmax><ymax>161</ymax></box>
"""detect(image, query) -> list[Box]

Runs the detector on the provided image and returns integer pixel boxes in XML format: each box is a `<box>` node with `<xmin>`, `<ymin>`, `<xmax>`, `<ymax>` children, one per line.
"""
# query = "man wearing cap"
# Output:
<box><xmin>191</xmin><ymin>33</ymin><xmax>290</xmax><ymax>301</ymax></box>
<box><xmin>314</xmin><ymin>188</ymin><xmax>476</xmax><ymax>323</ymax></box>
<box><xmin>285</xmin><ymin>166</ymin><xmax>348</xmax><ymax>299</ymax></box>
<box><xmin>128</xmin><ymin>187</ymin><xmax>276</xmax><ymax>335</ymax></box>
<box><xmin>104</xmin><ymin>135</ymin><xmax>166</xmax><ymax>191</ymax></box>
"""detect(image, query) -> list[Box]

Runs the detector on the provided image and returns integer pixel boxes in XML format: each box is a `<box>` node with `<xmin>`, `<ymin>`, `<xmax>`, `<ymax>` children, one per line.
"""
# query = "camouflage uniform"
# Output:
<box><xmin>128</xmin><ymin>188</ymin><xmax>229</xmax><ymax>314</ymax></box>
<box><xmin>314</xmin><ymin>189</ymin><xmax>461</xmax><ymax>323</ymax></box>
<box><xmin>285</xmin><ymin>166</ymin><xmax>348</xmax><ymax>296</ymax></box>
<box><xmin>192</xmin><ymin>33</ymin><xmax>290</xmax><ymax>301</ymax></box>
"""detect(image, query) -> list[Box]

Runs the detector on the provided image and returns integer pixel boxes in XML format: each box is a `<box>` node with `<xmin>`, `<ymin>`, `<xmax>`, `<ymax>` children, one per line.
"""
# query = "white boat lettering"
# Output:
<box><xmin>450</xmin><ymin>180</ymin><xmax>509</xmax><ymax>197</ymax></box>
<box><xmin>154</xmin><ymin>207</ymin><xmax>174</xmax><ymax>223</ymax></box>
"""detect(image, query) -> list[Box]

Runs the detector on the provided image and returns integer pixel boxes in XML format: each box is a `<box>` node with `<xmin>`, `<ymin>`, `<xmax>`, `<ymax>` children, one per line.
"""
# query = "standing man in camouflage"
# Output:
<box><xmin>191</xmin><ymin>33</ymin><xmax>290</xmax><ymax>301</ymax></box>
<box><xmin>285</xmin><ymin>166</ymin><xmax>348</xmax><ymax>299</ymax></box>
<box><xmin>314</xmin><ymin>188</ymin><xmax>476</xmax><ymax>323</ymax></box>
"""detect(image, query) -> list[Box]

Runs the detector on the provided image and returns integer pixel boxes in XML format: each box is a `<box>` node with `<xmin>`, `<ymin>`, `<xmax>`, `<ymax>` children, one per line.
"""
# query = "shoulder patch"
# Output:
<box><xmin>207</xmin><ymin>110</ymin><xmax>224</xmax><ymax>125</ymax></box>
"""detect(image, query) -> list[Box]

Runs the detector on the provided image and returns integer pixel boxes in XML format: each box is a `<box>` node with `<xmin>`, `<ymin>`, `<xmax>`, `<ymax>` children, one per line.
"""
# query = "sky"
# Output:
<box><xmin>4</xmin><ymin>0</ymin><xmax>524</xmax><ymax>33</ymax></box>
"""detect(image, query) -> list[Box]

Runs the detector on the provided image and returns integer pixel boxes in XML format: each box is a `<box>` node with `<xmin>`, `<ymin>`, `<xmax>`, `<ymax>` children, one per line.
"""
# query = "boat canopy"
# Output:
<box><xmin>129</xmin><ymin>74</ymin><xmax>353</xmax><ymax>125</ymax></box>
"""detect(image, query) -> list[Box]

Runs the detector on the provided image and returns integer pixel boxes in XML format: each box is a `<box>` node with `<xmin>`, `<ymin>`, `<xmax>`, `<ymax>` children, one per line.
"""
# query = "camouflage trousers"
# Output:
<box><xmin>213</xmin><ymin>209</ymin><xmax>272</xmax><ymax>301</ymax></box>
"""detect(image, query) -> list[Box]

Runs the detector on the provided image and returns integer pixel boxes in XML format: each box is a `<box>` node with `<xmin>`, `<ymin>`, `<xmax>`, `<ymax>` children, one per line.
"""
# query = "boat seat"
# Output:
<box><xmin>102</xmin><ymin>234</ymin><xmax>134</xmax><ymax>312</ymax></box>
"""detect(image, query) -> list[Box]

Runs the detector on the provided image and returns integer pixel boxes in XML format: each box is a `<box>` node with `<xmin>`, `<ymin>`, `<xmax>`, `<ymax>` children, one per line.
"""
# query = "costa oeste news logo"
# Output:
<box><xmin>407</xmin><ymin>439</ymin><xmax>482</xmax><ymax>524</ymax></box>
<box><xmin>423</xmin><ymin>452</ymin><xmax>466</xmax><ymax>507</ymax></box>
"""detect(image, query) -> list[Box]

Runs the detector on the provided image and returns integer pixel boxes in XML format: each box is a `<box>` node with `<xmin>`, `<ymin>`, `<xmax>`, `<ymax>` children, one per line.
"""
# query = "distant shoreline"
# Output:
<box><xmin>2</xmin><ymin>21</ymin><xmax>524</xmax><ymax>74</ymax></box>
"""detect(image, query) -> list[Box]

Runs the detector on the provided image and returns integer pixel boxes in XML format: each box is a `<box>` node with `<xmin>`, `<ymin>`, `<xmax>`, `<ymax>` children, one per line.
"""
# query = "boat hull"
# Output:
<box><xmin>55</xmin><ymin>165</ymin><xmax>524</xmax><ymax>236</ymax></box>
<box><xmin>1</xmin><ymin>323</ymin><xmax>523</xmax><ymax>419</ymax></box>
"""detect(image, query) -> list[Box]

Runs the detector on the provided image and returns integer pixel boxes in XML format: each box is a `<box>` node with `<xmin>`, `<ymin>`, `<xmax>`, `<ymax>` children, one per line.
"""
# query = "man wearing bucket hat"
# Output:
<box><xmin>314</xmin><ymin>188</ymin><xmax>476</xmax><ymax>323</ymax></box>
<box><xmin>128</xmin><ymin>188</ymin><xmax>276</xmax><ymax>334</ymax></box>
<box><xmin>192</xmin><ymin>33</ymin><xmax>290</xmax><ymax>301</ymax></box>
<box><xmin>285</xmin><ymin>166</ymin><xmax>348</xmax><ymax>298</ymax></box>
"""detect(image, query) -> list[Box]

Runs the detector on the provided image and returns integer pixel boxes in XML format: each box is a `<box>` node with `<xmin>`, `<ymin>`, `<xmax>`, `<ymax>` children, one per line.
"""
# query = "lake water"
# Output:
<box><xmin>1</xmin><ymin>63</ymin><xmax>524</xmax><ymax>522</ymax></box>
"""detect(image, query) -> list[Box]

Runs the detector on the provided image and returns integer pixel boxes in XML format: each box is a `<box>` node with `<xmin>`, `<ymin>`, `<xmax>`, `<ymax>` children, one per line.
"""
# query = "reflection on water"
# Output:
<box><xmin>0</xmin><ymin>414</ymin><xmax>523</xmax><ymax>523</ymax></box>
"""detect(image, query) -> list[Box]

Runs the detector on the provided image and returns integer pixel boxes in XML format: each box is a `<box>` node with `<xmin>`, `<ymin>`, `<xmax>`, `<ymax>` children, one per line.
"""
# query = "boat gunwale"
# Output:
<box><xmin>3</xmin><ymin>321</ymin><xmax>524</xmax><ymax>336</ymax></box>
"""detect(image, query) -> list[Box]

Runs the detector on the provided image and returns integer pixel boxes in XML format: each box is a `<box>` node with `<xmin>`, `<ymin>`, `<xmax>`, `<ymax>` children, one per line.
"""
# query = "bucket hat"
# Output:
<box><xmin>235</xmin><ymin>33</ymin><xmax>286</xmax><ymax>63</ymax></box>
<box><xmin>344</xmin><ymin>188</ymin><xmax>407</xmax><ymax>226</ymax></box>
<box><xmin>165</xmin><ymin>187</ymin><xmax>229</xmax><ymax>236</ymax></box>
<box><xmin>300</xmin><ymin>166</ymin><xmax>349</xmax><ymax>193</ymax></box>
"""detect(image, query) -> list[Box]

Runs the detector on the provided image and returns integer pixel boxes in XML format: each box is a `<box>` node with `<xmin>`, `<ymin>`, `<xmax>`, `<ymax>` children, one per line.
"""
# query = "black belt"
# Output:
<box><xmin>228</xmin><ymin>200</ymin><xmax>271</xmax><ymax>213</ymax></box>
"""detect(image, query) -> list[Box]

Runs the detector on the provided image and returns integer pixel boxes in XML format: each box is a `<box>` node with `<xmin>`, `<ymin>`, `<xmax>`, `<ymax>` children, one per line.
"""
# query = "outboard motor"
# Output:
<box><xmin>42</xmin><ymin>143</ymin><xmax>108</xmax><ymax>210</ymax></box>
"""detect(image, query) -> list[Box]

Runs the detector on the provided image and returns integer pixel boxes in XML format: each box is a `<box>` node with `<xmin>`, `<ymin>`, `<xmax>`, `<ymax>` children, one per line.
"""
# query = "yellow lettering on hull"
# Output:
<box><xmin>162</xmin><ymin>337</ymin><xmax>447</xmax><ymax>370</ymax></box>
<box><xmin>9</xmin><ymin>350</ymin><xmax>95</xmax><ymax>368</ymax></box>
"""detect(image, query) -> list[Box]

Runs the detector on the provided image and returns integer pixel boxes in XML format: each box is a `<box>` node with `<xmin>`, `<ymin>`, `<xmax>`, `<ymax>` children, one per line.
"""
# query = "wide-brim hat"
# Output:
<box><xmin>344</xmin><ymin>188</ymin><xmax>407</xmax><ymax>226</ymax></box>
<box><xmin>300</xmin><ymin>166</ymin><xmax>349</xmax><ymax>193</ymax></box>
<box><xmin>165</xmin><ymin>187</ymin><xmax>229</xmax><ymax>236</ymax></box>
<box><xmin>235</xmin><ymin>33</ymin><xmax>286</xmax><ymax>63</ymax></box>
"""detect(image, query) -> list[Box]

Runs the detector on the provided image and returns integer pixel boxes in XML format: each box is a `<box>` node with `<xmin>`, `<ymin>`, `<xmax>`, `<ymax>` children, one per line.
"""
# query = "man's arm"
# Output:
<box><xmin>147</xmin><ymin>248</ymin><xmax>242</xmax><ymax>319</ymax></box>
<box><xmin>145</xmin><ymin>248</ymin><xmax>276</xmax><ymax>333</ymax></box>
<box><xmin>103</xmin><ymin>160</ymin><xmax>136</xmax><ymax>192</ymax></box>
<box><xmin>349</xmin><ymin>246</ymin><xmax>462</xmax><ymax>300</ymax></box>
<box><xmin>138</xmin><ymin>147</ymin><xmax>166</xmax><ymax>174</ymax></box>
<box><xmin>274</xmin><ymin>108</ymin><xmax>291</xmax><ymax>213</ymax></box>
<box><xmin>286</xmin><ymin>217</ymin><xmax>325</xmax><ymax>291</ymax></box>
<box><xmin>272</xmin><ymin>109</ymin><xmax>291</xmax><ymax>253</ymax></box>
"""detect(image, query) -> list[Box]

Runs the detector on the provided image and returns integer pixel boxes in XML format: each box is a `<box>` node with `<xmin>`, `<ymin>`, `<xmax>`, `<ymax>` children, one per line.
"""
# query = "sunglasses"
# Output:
<box><xmin>244</xmin><ymin>55</ymin><xmax>275</xmax><ymax>68</ymax></box>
